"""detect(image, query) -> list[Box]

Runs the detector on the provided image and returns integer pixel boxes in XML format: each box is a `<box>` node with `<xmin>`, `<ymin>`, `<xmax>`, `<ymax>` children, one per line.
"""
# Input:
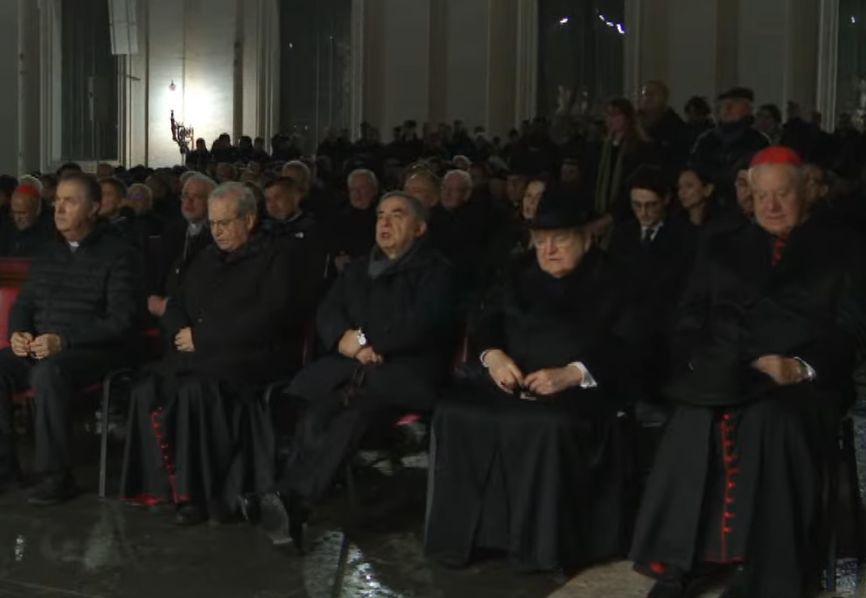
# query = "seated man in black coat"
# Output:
<box><xmin>256</xmin><ymin>191</ymin><xmax>457</xmax><ymax>549</ymax></box>
<box><xmin>0</xmin><ymin>173</ymin><xmax>139</xmax><ymax>503</ymax></box>
<box><xmin>120</xmin><ymin>182</ymin><xmax>309</xmax><ymax>525</ymax></box>
<box><xmin>325</xmin><ymin>168</ymin><xmax>378</xmax><ymax>274</ymax></box>
<box><xmin>608</xmin><ymin>166</ymin><xmax>694</xmax><ymax>406</ymax></box>
<box><xmin>0</xmin><ymin>183</ymin><xmax>54</xmax><ymax>257</ymax></box>
<box><xmin>147</xmin><ymin>173</ymin><xmax>215</xmax><ymax>318</ymax></box>
<box><xmin>428</xmin><ymin>169</ymin><xmax>493</xmax><ymax>304</ymax></box>
<box><xmin>263</xmin><ymin>176</ymin><xmax>327</xmax><ymax>303</ymax></box>
<box><xmin>631</xmin><ymin>147</ymin><xmax>866</xmax><ymax>597</ymax></box>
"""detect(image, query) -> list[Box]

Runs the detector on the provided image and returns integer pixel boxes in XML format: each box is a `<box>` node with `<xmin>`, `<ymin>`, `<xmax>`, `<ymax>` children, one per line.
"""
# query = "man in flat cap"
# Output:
<box><xmin>691</xmin><ymin>87</ymin><xmax>769</xmax><ymax>204</ymax></box>
<box><xmin>631</xmin><ymin>146</ymin><xmax>866</xmax><ymax>597</ymax></box>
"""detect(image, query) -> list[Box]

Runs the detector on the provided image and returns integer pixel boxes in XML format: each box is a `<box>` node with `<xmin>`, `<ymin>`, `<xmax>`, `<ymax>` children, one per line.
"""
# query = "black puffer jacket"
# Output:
<box><xmin>9</xmin><ymin>227</ymin><xmax>140</xmax><ymax>349</ymax></box>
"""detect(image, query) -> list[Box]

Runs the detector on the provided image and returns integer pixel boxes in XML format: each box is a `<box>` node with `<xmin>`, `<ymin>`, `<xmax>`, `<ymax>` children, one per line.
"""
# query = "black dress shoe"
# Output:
<box><xmin>259</xmin><ymin>491</ymin><xmax>305</xmax><ymax>552</ymax></box>
<box><xmin>646</xmin><ymin>578</ymin><xmax>687</xmax><ymax>598</ymax></box>
<box><xmin>174</xmin><ymin>503</ymin><xmax>206</xmax><ymax>526</ymax></box>
<box><xmin>27</xmin><ymin>474</ymin><xmax>78</xmax><ymax>507</ymax></box>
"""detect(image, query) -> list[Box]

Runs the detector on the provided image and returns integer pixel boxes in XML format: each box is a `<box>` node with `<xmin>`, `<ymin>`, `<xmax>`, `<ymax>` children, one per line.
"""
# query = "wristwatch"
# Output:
<box><xmin>356</xmin><ymin>329</ymin><xmax>368</xmax><ymax>347</ymax></box>
<box><xmin>793</xmin><ymin>357</ymin><xmax>816</xmax><ymax>382</ymax></box>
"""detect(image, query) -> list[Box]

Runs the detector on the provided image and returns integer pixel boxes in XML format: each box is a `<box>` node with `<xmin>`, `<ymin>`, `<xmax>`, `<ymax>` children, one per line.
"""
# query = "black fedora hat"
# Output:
<box><xmin>529</xmin><ymin>186</ymin><xmax>591</xmax><ymax>230</ymax></box>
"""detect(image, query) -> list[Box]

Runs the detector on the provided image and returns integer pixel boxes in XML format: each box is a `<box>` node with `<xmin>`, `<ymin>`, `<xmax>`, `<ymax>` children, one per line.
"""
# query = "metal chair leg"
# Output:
<box><xmin>98</xmin><ymin>376</ymin><xmax>113</xmax><ymax>499</ymax></box>
<box><xmin>345</xmin><ymin>462</ymin><xmax>358</xmax><ymax>526</ymax></box>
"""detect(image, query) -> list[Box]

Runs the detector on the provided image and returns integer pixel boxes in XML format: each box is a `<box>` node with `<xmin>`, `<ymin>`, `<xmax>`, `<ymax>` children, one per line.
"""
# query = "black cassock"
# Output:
<box><xmin>120</xmin><ymin>235</ymin><xmax>308</xmax><ymax>516</ymax></box>
<box><xmin>275</xmin><ymin>240</ymin><xmax>457</xmax><ymax>504</ymax></box>
<box><xmin>425</xmin><ymin>251</ymin><xmax>643</xmax><ymax>573</ymax></box>
<box><xmin>630</xmin><ymin>218</ymin><xmax>866</xmax><ymax>597</ymax></box>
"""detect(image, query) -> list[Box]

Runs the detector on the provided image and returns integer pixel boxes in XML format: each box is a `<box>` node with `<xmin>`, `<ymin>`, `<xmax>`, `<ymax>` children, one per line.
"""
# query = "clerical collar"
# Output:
<box><xmin>187</xmin><ymin>221</ymin><xmax>205</xmax><ymax>236</ymax></box>
<box><xmin>68</xmin><ymin>241</ymin><xmax>80</xmax><ymax>253</ymax></box>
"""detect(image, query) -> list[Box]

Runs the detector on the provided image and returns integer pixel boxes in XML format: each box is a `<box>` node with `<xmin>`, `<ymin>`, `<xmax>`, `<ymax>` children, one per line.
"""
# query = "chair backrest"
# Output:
<box><xmin>0</xmin><ymin>258</ymin><xmax>33</xmax><ymax>287</ymax></box>
<box><xmin>0</xmin><ymin>287</ymin><xmax>22</xmax><ymax>349</ymax></box>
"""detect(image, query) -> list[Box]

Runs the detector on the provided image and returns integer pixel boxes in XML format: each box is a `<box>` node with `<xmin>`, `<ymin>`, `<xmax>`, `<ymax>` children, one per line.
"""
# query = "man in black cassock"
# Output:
<box><xmin>256</xmin><ymin>191</ymin><xmax>456</xmax><ymax>550</ymax></box>
<box><xmin>425</xmin><ymin>187</ymin><xmax>642</xmax><ymax>573</ymax></box>
<box><xmin>631</xmin><ymin>146</ymin><xmax>866</xmax><ymax>598</ymax></box>
<box><xmin>120</xmin><ymin>182</ymin><xmax>309</xmax><ymax>526</ymax></box>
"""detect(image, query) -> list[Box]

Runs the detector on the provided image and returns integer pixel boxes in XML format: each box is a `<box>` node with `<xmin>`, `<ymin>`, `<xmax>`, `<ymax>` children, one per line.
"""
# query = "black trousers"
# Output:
<box><xmin>0</xmin><ymin>347</ymin><xmax>124</xmax><ymax>478</ymax></box>
<box><xmin>276</xmin><ymin>388</ymin><xmax>405</xmax><ymax>505</ymax></box>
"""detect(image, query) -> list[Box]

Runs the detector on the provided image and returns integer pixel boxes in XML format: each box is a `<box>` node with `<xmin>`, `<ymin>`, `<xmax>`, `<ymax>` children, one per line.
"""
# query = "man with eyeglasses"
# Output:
<box><xmin>121</xmin><ymin>182</ymin><xmax>311</xmax><ymax>526</ymax></box>
<box><xmin>608</xmin><ymin>166</ymin><xmax>693</xmax><ymax>416</ymax></box>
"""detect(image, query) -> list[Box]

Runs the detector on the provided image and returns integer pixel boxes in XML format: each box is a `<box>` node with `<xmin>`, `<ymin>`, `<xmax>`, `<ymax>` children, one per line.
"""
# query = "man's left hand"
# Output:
<box><xmin>356</xmin><ymin>347</ymin><xmax>384</xmax><ymax>365</ymax></box>
<box><xmin>524</xmin><ymin>367</ymin><xmax>583</xmax><ymax>397</ymax></box>
<box><xmin>751</xmin><ymin>355</ymin><xmax>803</xmax><ymax>386</ymax></box>
<box><xmin>30</xmin><ymin>334</ymin><xmax>63</xmax><ymax>360</ymax></box>
<box><xmin>174</xmin><ymin>327</ymin><xmax>195</xmax><ymax>353</ymax></box>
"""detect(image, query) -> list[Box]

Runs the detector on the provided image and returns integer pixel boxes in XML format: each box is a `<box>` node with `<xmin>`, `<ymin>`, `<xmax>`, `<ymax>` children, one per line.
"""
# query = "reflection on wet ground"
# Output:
<box><xmin>0</xmin><ymin>463</ymin><xmax>559</xmax><ymax>598</ymax></box>
<box><xmin>2</xmin><ymin>410</ymin><xmax>865</xmax><ymax>598</ymax></box>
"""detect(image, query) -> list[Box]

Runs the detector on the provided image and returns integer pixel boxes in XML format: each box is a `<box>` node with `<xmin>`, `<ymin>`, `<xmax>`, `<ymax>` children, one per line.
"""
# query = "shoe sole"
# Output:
<box><xmin>260</xmin><ymin>493</ymin><xmax>292</xmax><ymax>546</ymax></box>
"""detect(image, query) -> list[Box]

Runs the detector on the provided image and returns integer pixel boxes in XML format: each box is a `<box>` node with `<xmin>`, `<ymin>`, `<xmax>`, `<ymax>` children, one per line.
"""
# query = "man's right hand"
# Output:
<box><xmin>10</xmin><ymin>332</ymin><xmax>34</xmax><ymax>358</ymax></box>
<box><xmin>484</xmin><ymin>349</ymin><xmax>524</xmax><ymax>393</ymax></box>
<box><xmin>338</xmin><ymin>329</ymin><xmax>363</xmax><ymax>359</ymax></box>
<box><xmin>147</xmin><ymin>295</ymin><xmax>169</xmax><ymax>318</ymax></box>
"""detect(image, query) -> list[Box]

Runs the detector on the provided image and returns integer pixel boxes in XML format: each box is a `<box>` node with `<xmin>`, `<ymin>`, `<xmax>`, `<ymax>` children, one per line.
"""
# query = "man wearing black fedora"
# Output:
<box><xmin>424</xmin><ymin>186</ymin><xmax>644</xmax><ymax>574</ymax></box>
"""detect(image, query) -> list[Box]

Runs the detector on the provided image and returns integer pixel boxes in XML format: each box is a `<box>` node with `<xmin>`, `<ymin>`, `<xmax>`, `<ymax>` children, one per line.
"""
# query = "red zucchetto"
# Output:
<box><xmin>13</xmin><ymin>184</ymin><xmax>41</xmax><ymax>199</ymax></box>
<box><xmin>749</xmin><ymin>146</ymin><xmax>803</xmax><ymax>168</ymax></box>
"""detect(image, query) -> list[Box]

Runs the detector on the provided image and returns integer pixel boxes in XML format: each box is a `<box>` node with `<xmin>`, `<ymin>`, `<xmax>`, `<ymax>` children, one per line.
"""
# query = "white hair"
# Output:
<box><xmin>209</xmin><ymin>182</ymin><xmax>258</xmax><ymax>218</ymax></box>
<box><xmin>747</xmin><ymin>162</ymin><xmax>804</xmax><ymax>190</ymax></box>
<box><xmin>443</xmin><ymin>169</ymin><xmax>473</xmax><ymax>196</ymax></box>
<box><xmin>182</xmin><ymin>172</ymin><xmax>217</xmax><ymax>194</ymax></box>
<box><xmin>18</xmin><ymin>175</ymin><xmax>43</xmax><ymax>194</ymax></box>
<box><xmin>347</xmin><ymin>168</ymin><xmax>379</xmax><ymax>192</ymax></box>
<box><xmin>282</xmin><ymin>160</ymin><xmax>311</xmax><ymax>183</ymax></box>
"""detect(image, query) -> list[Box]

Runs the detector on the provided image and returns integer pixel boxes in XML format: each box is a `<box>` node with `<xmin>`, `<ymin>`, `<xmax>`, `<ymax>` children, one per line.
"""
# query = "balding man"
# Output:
<box><xmin>0</xmin><ymin>184</ymin><xmax>53</xmax><ymax>257</ymax></box>
<box><xmin>0</xmin><ymin>173</ymin><xmax>139</xmax><ymax>504</ymax></box>
<box><xmin>631</xmin><ymin>147</ymin><xmax>866</xmax><ymax>598</ymax></box>
<box><xmin>639</xmin><ymin>80</ymin><xmax>690</xmax><ymax>174</ymax></box>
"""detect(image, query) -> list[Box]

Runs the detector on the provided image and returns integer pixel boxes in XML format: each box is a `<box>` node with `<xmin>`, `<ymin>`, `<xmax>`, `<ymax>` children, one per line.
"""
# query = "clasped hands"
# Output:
<box><xmin>338</xmin><ymin>329</ymin><xmax>383</xmax><ymax>365</ymax></box>
<box><xmin>10</xmin><ymin>332</ymin><xmax>63</xmax><ymax>360</ymax></box>
<box><xmin>484</xmin><ymin>349</ymin><xmax>582</xmax><ymax>398</ymax></box>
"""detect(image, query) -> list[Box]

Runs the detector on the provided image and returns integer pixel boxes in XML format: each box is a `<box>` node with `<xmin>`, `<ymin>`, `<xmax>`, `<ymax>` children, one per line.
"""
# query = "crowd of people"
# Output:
<box><xmin>0</xmin><ymin>80</ymin><xmax>865</xmax><ymax>598</ymax></box>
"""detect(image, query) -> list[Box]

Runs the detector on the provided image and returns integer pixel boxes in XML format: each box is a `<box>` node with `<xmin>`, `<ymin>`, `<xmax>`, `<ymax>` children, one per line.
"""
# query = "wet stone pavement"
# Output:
<box><xmin>0</xmin><ymin>458</ymin><xmax>563</xmax><ymax>598</ymax></box>
<box><xmin>1</xmin><ymin>412</ymin><xmax>865</xmax><ymax>598</ymax></box>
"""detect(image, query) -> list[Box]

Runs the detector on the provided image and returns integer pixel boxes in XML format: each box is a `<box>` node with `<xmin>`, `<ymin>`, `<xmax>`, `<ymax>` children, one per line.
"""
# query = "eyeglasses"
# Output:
<box><xmin>208</xmin><ymin>215</ymin><xmax>242</xmax><ymax>231</ymax></box>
